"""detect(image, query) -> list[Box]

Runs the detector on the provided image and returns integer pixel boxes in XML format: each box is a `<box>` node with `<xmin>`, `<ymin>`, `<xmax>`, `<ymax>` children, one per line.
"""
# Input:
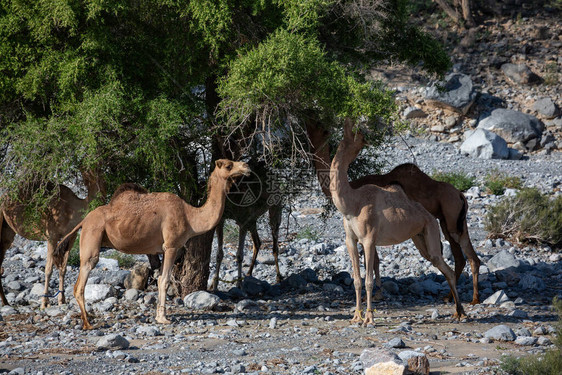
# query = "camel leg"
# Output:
<box><xmin>54</xmin><ymin>235</ymin><xmax>75</xmax><ymax>306</ymax></box>
<box><xmin>42</xmin><ymin>241</ymin><xmax>56</xmax><ymax>309</ymax></box>
<box><xmin>235</xmin><ymin>227</ymin><xmax>248</xmax><ymax>288</ymax></box>
<box><xmin>269</xmin><ymin>205</ymin><xmax>283</xmax><ymax>283</ymax></box>
<box><xmin>344</xmin><ymin>221</ymin><xmax>362</xmax><ymax>323</ymax></box>
<box><xmin>156</xmin><ymin>246</ymin><xmax>178</xmax><ymax>324</ymax></box>
<box><xmin>373</xmin><ymin>249</ymin><xmax>383</xmax><ymax>301</ymax></box>
<box><xmin>0</xmin><ymin>221</ymin><xmax>15</xmax><ymax>306</ymax></box>
<box><xmin>210</xmin><ymin>219</ymin><xmax>225</xmax><ymax>291</ymax></box>
<box><xmin>454</xmin><ymin>230</ymin><xmax>481</xmax><ymax>305</ymax></box>
<box><xmin>74</xmin><ymin>232</ymin><xmax>101</xmax><ymax>330</ymax></box>
<box><xmin>441</xmin><ymin>223</ymin><xmax>466</xmax><ymax>304</ymax></box>
<box><xmin>412</xmin><ymin>227</ymin><xmax>465</xmax><ymax>320</ymax></box>
<box><xmin>362</xmin><ymin>240</ymin><xmax>376</xmax><ymax>326</ymax></box>
<box><xmin>246</xmin><ymin>224</ymin><xmax>261</xmax><ymax>277</ymax></box>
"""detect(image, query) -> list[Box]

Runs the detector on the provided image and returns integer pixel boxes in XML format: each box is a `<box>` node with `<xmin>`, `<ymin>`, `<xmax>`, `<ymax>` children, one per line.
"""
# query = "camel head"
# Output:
<box><xmin>342</xmin><ymin>118</ymin><xmax>366</xmax><ymax>154</ymax></box>
<box><xmin>214</xmin><ymin>159</ymin><xmax>251</xmax><ymax>182</ymax></box>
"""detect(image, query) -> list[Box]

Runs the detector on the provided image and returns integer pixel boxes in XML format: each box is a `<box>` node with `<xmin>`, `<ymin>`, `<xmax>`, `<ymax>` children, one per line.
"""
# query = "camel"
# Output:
<box><xmin>210</xmin><ymin>178</ymin><xmax>283</xmax><ymax>290</ymax></box>
<box><xmin>0</xmin><ymin>171</ymin><xmax>105</xmax><ymax>308</ymax></box>
<box><xmin>55</xmin><ymin>159</ymin><xmax>250</xmax><ymax>330</ymax></box>
<box><xmin>307</xmin><ymin>123</ymin><xmax>481</xmax><ymax>305</ymax></box>
<box><xmin>329</xmin><ymin>119</ymin><xmax>465</xmax><ymax>325</ymax></box>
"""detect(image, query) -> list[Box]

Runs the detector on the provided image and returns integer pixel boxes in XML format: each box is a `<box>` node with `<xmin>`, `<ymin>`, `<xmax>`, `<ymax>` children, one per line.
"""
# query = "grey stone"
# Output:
<box><xmin>183</xmin><ymin>291</ymin><xmax>220</xmax><ymax>310</ymax></box>
<box><xmin>241</xmin><ymin>276</ymin><xmax>270</xmax><ymax>296</ymax></box>
<box><xmin>487</xmin><ymin>250</ymin><xmax>520</xmax><ymax>271</ymax></box>
<box><xmin>360</xmin><ymin>347</ymin><xmax>403</xmax><ymax>371</ymax></box>
<box><xmin>104</xmin><ymin>270</ymin><xmax>131</xmax><ymax>288</ymax></box>
<box><xmin>533</xmin><ymin>326</ymin><xmax>548</xmax><ymax>335</ymax></box>
<box><xmin>425</xmin><ymin>73</ymin><xmax>477</xmax><ymax>114</ymax></box>
<box><xmin>483</xmin><ymin>290</ymin><xmax>510</xmax><ymax>305</ymax></box>
<box><xmin>136</xmin><ymin>325</ymin><xmax>161</xmax><ymax>336</ymax></box>
<box><xmin>515</xmin><ymin>336</ymin><xmax>537</xmax><ymax>346</ymax></box>
<box><xmin>283</xmin><ymin>274</ymin><xmax>307</xmax><ymax>289</ymax></box>
<box><xmin>29</xmin><ymin>283</ymin><xmax>44</xmax><ymax>297</ymax></box>
<box><xmin>235</xmin><ymin>299</ymin><xmax>261</xmax><ymax>313</ymax></box>
<box><xmin>44</xmin><ymin>306</ymin><xmax>64</xmax><ymax>317</ymax></box>
<box><xmin>501</xmin><ymin>63</ymin><xmax>541</xmax><ymax>84</ymax></box>
<box><xmin>484</xmin><ymin>325</ymin><xmax>516</xmax><ymax>341</ymax></box>
<box><xmin>300</xmin><ymin>268</ymin><xmax>318</xmax><ymax>282</ymax></box>
<box><xmin>124</xmin><ymin>288</ymin><xmax>139</xmax><ymax>301</ymax></box>
<box><xmin>385</xmin><ymin>337</ymin><xmax>405</xmax><ymax>348</ymax></box>
<box><xmin>537</xmin><ymin>336</ymin><xmax>552</xmax><ymax>346</ymax></box>
<box><xmin>508</xmin><ymin>309</ymin><xmax>528</xmax><ymax>319</ymax></box>
<box><xmin>515</xmin><ymin>328</ymin><xmax>532</xmax><ymax>337</ymax></box>
<box><xmin>0</xmin><ymin>305</ymin><xmax>17</xmax><ymax>315</ymax></box>
<box><xmin>8</xmin><ymin>368</ymin><xmax>24</xmax><ymax>375</ymax></box>
<box><xmin>518</xmin><ymin>274</ymin><xmax>546</xmax><ymax>291</ymax></box>
<box><xmin>97</xmin><ymin>257</ymin><xmax>119</xmax><ymax>271</ymax></box>
<box><xmin>478</xmin><ymin>109</ymin><xmax>543</xmax><ymax>143</ymax></box>
<box><xmin>323</xmin><ymin>283</ymin><xmax>344</xmax><ymax>293</ymax></box>
<box><xmin>404</xmin><ymin>107</ymin><xmax>427</xmax><ymax>119</ymax></box>
<box><xmin>85</xmin><ymin>284</ymin><xmax>114</xmax><ymax>303</ymax></box>
<box><xmin>96</xmin><ymin>334</ymin><xmax>130</xmax><ymax>350</ymax></box>
<box><xmin>533</xmin><ymin>98</ymin><xmax>560</xmax><ymax>118</ymax></box>
<box><xmin>460</xmin><ymin>129</ymin><xmax>509</xmax><ymax>159</ymax></box>
<box><xmin>6</xmin><ymin>281</ymin><xmax>22</xmax><ymax>291</ymax></box>
<box><xmin>418</xmin><ymin>279</ymin><xmax>443</xmax><ymax>295</ymax></box>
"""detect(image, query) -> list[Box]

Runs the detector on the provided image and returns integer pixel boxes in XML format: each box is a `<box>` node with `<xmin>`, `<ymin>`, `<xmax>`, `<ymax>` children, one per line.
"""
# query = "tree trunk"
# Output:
<box><xmin>434</xmin><ymin>0</ymin><xmax>460</xmax><ymax>24</ymax></box>
<box><xmin>173</xmin><ymin>230</ymin><xmax>215</xmax><ymax>297</ymax></box>
<box><xmin>460</xmin><ymin>0</ymin><xmax>475</xmax><ymax>27</ymax></box>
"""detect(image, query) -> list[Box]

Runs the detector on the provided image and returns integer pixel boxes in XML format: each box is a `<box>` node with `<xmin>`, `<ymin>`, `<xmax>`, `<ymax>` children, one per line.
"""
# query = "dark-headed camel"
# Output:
<box><xmin>55</xmin><ymin>160</ymin><xmax>250</xmax><ymax>329</ymax></box>
<box><xmin>0</xmin><ymin>172</ymin><xmax>104</xmax><ymax>308</ymax></box>
<box><xmin>307</xmin><ymin>123</ymin><xmax>480</xmax><ymax>305</ymax></box>
<box><xmin>210</xmin><ymin>161</ymin><xmax>283</xmax><ymax>290</ymax></box>
<box><xmin>330</xmin><ymin>119</ymin><xmax>464</xmax><ymax>325</ymax></box>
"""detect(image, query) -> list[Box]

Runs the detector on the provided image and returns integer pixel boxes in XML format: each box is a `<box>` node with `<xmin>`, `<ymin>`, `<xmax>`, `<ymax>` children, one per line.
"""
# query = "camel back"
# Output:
<box><xmin>110</xmin><ymin>183</ymin><xmax>148</xmax><ymax>203</ymax></box>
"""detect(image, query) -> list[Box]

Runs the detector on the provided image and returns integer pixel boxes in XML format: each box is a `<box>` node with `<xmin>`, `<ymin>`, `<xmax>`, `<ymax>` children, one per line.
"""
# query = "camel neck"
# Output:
<box><xmin>330</xmin><ymin>139</ymin><xmax>358</xmax><ymax>214</ymax></box>
<box><xmin>306</xmin><ymin>121</ymin><xmax>332</xmax><ymax>198</ymax></box>
<box><xmin>187</xmin><ymin>171</ymin><xmax>228</xmax><ymax>235</ymax></box>
<box><xmin>82</xmin><ymin>170</ymin><xmax>106</xmax><ymax>204</ymax></box>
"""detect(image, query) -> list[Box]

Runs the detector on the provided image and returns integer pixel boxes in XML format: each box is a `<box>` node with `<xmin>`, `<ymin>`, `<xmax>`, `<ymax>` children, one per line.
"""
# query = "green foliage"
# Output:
<box><xmin>68</xmin><ymin>236</ymin><xmax>81</xmax><ymax>267</ymax></box>
<box><xmin>484</xmin><ymin>170</ymin><xmax>522</xmax><ymax>195</ymax></box>
<box><xmin>431</xmin><ymin>171</ymin><xmax>475</xmax><ymax>192</ymax></box>
<box><xmin>296</xmin><ymin>225</ymin><xmax>320</xmax><ymax>241</ymax></box>
<box><xmin>105</xmin><ymin>251</ymin><xmax>136</xmax><ymax>269</ymax></box>
<box><xmin>223</xmin><ymin>220</ymin><xmax>240</xmax><ymax>245</ymax></box>
<box><xmin>544</xmin><ymin>62</ymin><xmax>560</xmax><ymax>86</ymax></box>
<box><xmin>500</xmin><ymin>298</ymin><xmax>562</xmax><ymax>374</ymax></box>
<box><xmin>485</xmin><ymin>188</ymin><xmax>562</xmax><ymax>248</ymax></box>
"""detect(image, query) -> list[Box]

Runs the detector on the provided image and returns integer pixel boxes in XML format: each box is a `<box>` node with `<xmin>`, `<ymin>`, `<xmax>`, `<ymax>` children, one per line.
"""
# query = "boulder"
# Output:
<box><xmin>484</xmin><ymin>325</ymin><xmax>516</xmax><ymax>341</ymax></box>
<box><xmin>183</xmin><ymin>291</ymin><xmax>220</xmax><ymax>310</ymax></box>
<box><xmin>398</xmin><ymin>351</ymin><xmax>430</xmax><ymax>375</ymax></box>
<box><xmin>241</xmin><ymin>276</ymin><xmax>270</xmax><ymax>296</ymax></box>
<box><xmin>403</xmin><ymin>107</ymin><xmax>427</xmax><ymax>119</ymax></box>
<box><xmin>97</xmin><ymin>257</ymin><xmax>119</xmax><ymax>271</ymax></box>
<box><xmin>518</xmin><ymin>274</ymin><xmax>546</xmax><ymax>291</ymax></box>
<box><xmin>382</xmin><ymin>280</ymin><xmax>399</xmax><ymax>295</ymax></box>
<box><xmin>501</xmin><ymin>63</ymin><xmax>541</xmax><ymax>85</ymax></box>
<box><xmin>360</xmin><ymin>348</ymin><xmax>404</xmax><ymax>375</ymax></box>
<box><xmin>515</xmin><ymin>336</ymin><xmax>537</xmax><ymax>346</ymax></box>
<box><xmin>460</xmin><ymin>129</ymin><xmax>509</xmax><ymax>159</ymax></box>
<box><xmin>533</xmin><ymin>97</ymin><xmax>559</xmax><ymax>118</ymax></box>
<box><xmin>124</xmin><ymin>288</ymin><xmax>139</xmax><ymax>301</ymax></box>
<box><xmin>124</xmin><ymin>263</ymin><xmax>150</xmax><ymax>290</ymax></box>
<box><xmin>478</xmin><ymin>108</ymin><xmax>543</xmax><ymax>143</ymax></box>
<box><xmin>424</xmin><ymin>73</ymin><xmax>477</xmax><ymax>114</ymax></box>
<box><xmin>84</xmin><ymin>284</ymin><xmax>114</xmax><ymax>303</ymax></box>
<box><xmin>96</xmin><ymin>334</ymin><xmax>130</xmax><ymax>350</ymax></box>
<box><xmin>487</xmin><ymin>250</ymin><xmax>520</xmax><ymax>271</ymax></box>
<box><xmin>483</xmin><ymin>290</ymin><xmax>510</xmax><ymax>305</ymax></box>
<box><xmin>104</xmin><ymin>270</ymin><xmax>131</xmax><ymax>288</ymax></box>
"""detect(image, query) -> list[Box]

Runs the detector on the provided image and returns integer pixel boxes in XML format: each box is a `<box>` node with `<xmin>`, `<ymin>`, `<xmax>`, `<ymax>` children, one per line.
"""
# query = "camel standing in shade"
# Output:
<box><xmin>307</xmin><ymin>123</ymin><xmax>480</xmax><ymax>305</ymax></box>
<box><xmin>0</xmin><ymin>172</ymin><xmax>104</xmax><ymax>308</ymax></box>
<box><xmin>210</xmin><ymin>161</ymin><xmax>283</xmax><ymax>290</ymax></box>
<box><xmin>55</xmin><ymin>160</ymin><xmax>250</xmax><ymax>329</ymax></box>
<box><xmin>330</xmin><ymin>119</ymin><xmax>464</xmax><ymax>325</ymax></box>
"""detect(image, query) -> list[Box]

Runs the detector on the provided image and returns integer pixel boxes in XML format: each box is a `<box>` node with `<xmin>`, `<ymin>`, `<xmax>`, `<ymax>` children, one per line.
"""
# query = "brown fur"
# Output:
<box><xmin>307</xmin><ymin>123</ymin><xmax>481</xmax><ymax>305</ymax></box>
<box><xmin>110</xmin><ymin>183</ymin><xmax>148</xmax><ymax>202</ymax></box>
<box><xmin>56</xmin><ymin>159</ymin><xmax>250</xmax><ymax>330</ymax></box>
<box><xmin>329</xmin><ymin>119</ymin><xmax>464</xmax><ymax>325</ymax></box>
<box><xmin>0</xmin><ymin>172</ymin><xmax>104</xmax><ymax>308</ymax></box>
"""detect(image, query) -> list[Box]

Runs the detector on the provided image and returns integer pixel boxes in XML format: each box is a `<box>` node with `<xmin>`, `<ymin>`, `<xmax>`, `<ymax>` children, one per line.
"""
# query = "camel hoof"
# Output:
<box><xmin>156</xmin><ymin>316</ymin><xmax>171</xmax><ymax>324</ymax></box>
<box><xmin>470</xmin><ymin>298</ymin><xmax>480</xmax><ymax>306</ymax></box>
<box><xmin>82</xmin><ymin>323</ymin><xmax>94</xmax><ymax>330</ymax></box>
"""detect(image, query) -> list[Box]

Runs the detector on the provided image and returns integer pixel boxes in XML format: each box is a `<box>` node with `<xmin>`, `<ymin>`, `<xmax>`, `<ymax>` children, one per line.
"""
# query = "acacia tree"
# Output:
<box><xmin>0</xmin><ymin>0</ymin><xmax>450</xmax><ymax>294</ymax></box>
<box><xmin>433</xmin><ymin>0</ymin><xmax>475</xmax><ymax>27</ymax></box>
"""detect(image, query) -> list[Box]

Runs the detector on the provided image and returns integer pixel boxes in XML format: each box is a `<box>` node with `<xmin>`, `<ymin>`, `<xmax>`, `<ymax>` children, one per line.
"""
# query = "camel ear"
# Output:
<box><xmin>215</xmin><ymin>160</ymin><xmax>224</xmax><ymax>169</ymax></box>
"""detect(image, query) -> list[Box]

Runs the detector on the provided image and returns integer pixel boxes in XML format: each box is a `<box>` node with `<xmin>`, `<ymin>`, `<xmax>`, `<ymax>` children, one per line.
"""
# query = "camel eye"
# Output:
<box><xmin>226</xmin><ymin>164</ymin><xmax>232</xmax><ymax>170</ymax></box>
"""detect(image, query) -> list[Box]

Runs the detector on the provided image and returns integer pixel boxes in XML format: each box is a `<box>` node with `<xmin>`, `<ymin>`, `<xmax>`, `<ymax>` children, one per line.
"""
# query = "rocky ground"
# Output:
<box><xmin>1</xmin><ymin>9</ymin><xmax>562</xmax><ymax>375</ymax></box>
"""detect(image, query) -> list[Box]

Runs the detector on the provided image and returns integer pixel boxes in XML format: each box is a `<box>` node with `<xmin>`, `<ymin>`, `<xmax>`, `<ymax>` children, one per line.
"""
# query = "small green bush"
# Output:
<box><xmin>296</xmin><ymin>225</ymin><xmax>320</xmax><ymax>241</ymax></box>
<box><xmin>485</xmin><ymin>188</ymin><xmax>562</xmax><ymax>248</ymax></box>
<box><xmin>67</xmin><ymin>235</ymin><xmax>80</xmax><ymax>267</ymax></box>
<box><xmin>500</xmin><ymin>298</ymin><xmax>562</xmax><ymax>374</ymax></box>
<box><xmin>431</xmin><ymin>171</ymin><xmax>475</xmax><ymax>192</ymax></box>
<box><xmin>484</xmin><ymin>169</ymin><xmax>522</xmax><ymax>195</ymax></box>
<box><xmin>223</xmin><ymin>220</ymin><xmax>239</xmax><ymax>245</ymax></box>
<box><xmin>105</xmin><ymin>251</ymin><xmax>136</xmax><ymax>269</ymax></box>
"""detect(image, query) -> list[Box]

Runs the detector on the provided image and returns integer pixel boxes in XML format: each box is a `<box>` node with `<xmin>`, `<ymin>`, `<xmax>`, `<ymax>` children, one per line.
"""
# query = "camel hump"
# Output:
<box><xmin>111</xmin><ymin>183</ymin><xmax>148</xmax><ymax>202</ymax></box>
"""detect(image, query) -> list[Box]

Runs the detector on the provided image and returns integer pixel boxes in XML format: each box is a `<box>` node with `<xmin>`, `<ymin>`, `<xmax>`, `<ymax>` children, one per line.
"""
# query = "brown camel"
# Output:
<box><xmin>55</xmin><ymin>160</ymin><xmax>250</xmax><ymax>330</ymax></box>
<box><xmin>0</xmin><ymin>172</ymin><xmax>104</xmax><ymax>308</ymax></box>
<box><xmin>330</xmin><ymin>119</ymin><xmax>465</xmax><ymax>325</ymax></box>
<box><xmin>307</xmin><ymin>123</ymin><xmax>481</xmax><ymax>305</ymax></box>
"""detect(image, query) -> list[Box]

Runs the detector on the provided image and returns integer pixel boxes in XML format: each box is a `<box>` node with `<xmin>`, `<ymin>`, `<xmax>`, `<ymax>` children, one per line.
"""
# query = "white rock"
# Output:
<box><xmin>183</xmin><ymin>291</ymin><xmax>220</xmax><ymax>310</ymax></box>
<box><xmin>97</xmin><ymin>257</ymin><xmax>120</xmax><ymax>271</ymax></box>
<box><xmin>85</xmin><ymin>284</ymin><xmax>115</xmax><ymax>303</ymax></box>
<box><xmin>483</xmin><ymin>290</ymin><xmax>510</xmax><ymax>305</ymax></box>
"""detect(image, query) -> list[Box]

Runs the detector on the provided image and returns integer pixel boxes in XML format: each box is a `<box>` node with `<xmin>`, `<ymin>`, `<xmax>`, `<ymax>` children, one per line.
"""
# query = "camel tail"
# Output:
<box><xmin>457</xmin><ymin>194</ymin><xmax>468</xmax><ymax>234</ymax></box>
<box><xmin>53</xmin><ymin>221</ymin><xmax>83</xmax><ymax>268</ymax></box>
